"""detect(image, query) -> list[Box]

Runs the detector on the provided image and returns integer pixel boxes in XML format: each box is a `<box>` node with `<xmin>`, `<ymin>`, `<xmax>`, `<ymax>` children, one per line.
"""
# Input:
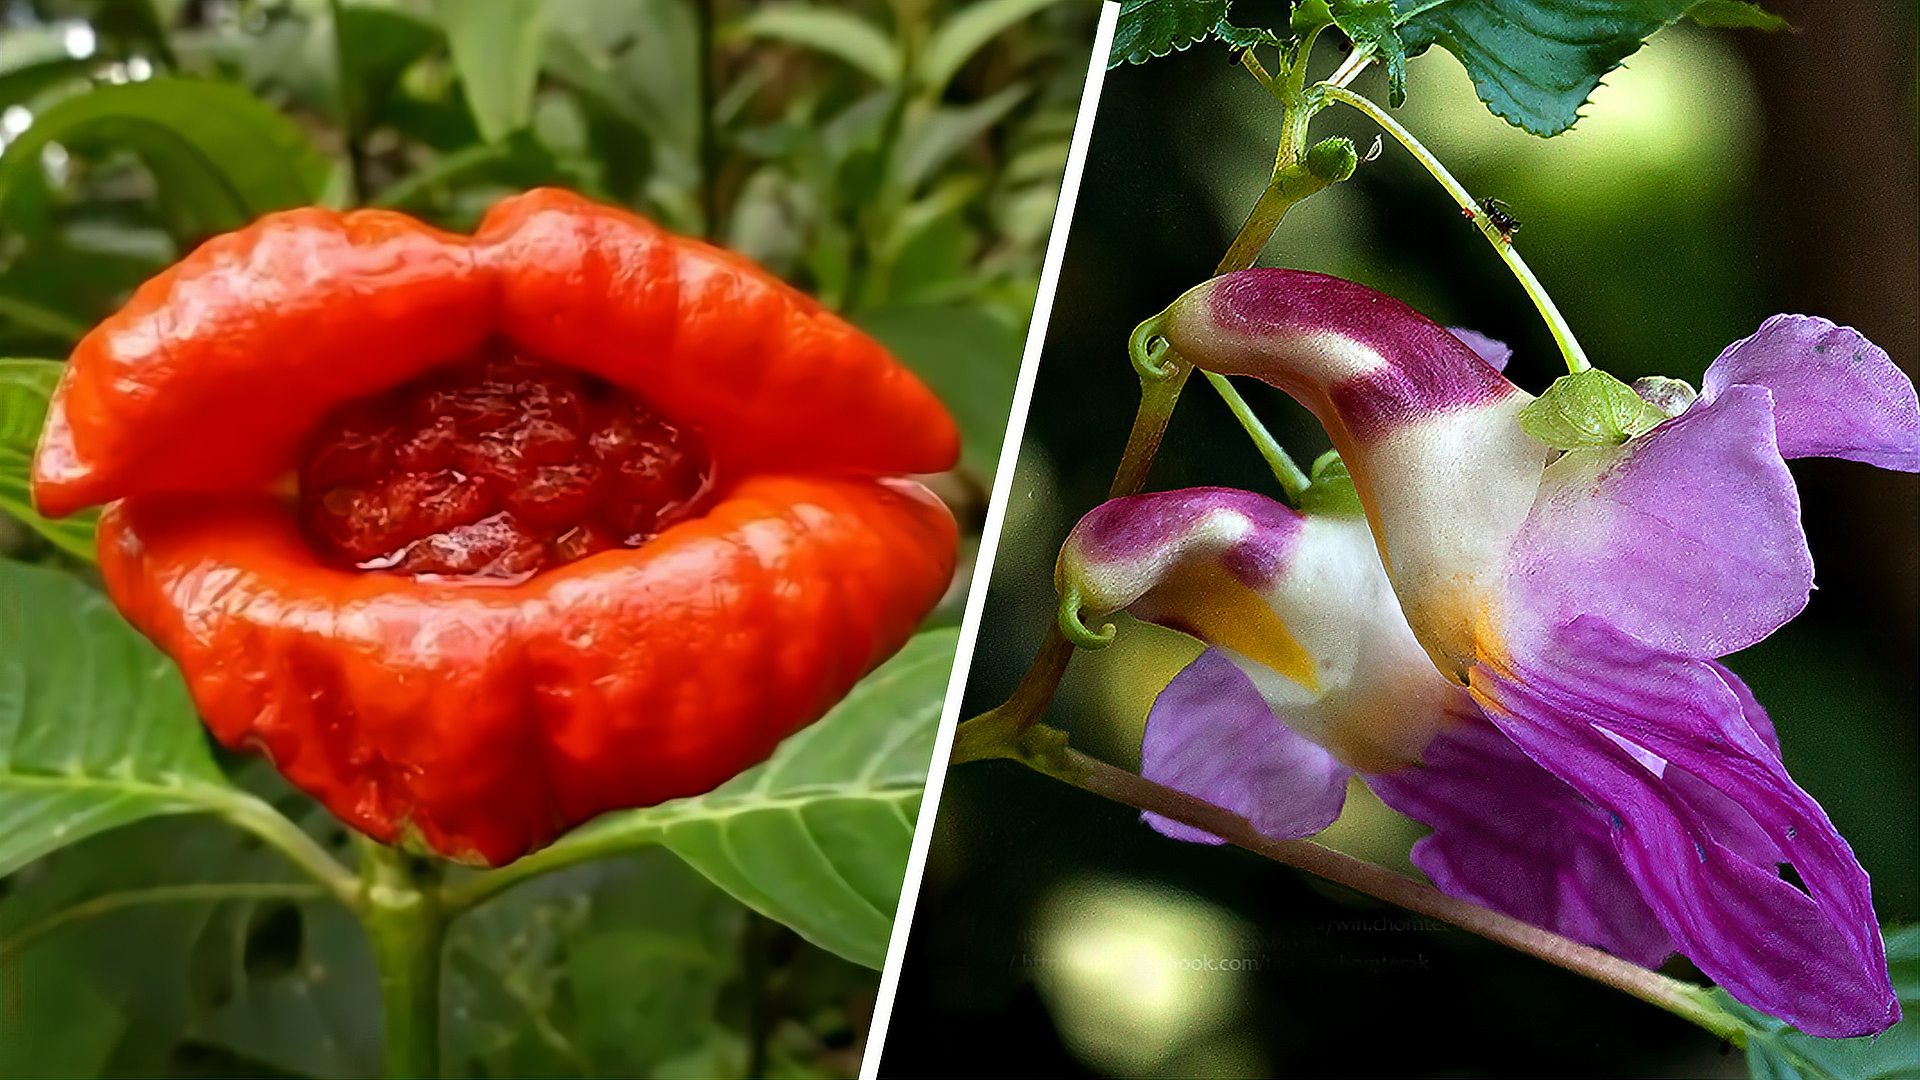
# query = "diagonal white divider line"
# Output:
<box><xmin>860</xmin><ymin>5</ymin><xmax>1120</xmax><ymax>1076</ymax></box>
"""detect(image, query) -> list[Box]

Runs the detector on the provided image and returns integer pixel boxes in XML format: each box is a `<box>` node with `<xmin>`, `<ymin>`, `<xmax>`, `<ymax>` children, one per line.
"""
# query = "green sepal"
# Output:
<box><xmin>1305</xmin><ymin>136</ymin><xmax>1359</xmax><ymax>183</ymax></box>
<box><xmin>1297</xmin><ymin>450</ymin><xmax>1366</xmax><ymax>516</ymax></box>
<box><xmin>1518</xmin><ymin>369</ymin><xmax>1672</xmax><ymax>450</ymax></box>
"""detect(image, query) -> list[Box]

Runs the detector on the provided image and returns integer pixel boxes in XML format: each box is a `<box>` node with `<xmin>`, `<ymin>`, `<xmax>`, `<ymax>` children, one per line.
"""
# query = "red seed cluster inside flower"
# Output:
<box><xmin>297</xmin><ymin>347</ymin><xmax>713</xmax><ymax>580</ymax></box>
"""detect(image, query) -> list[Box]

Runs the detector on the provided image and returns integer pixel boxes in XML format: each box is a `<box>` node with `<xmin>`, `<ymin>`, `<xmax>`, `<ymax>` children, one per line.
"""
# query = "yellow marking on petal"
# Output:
<box><xmin>1155</xmin><ymin>563</ymin><xmax>1320</xmax><ymax>692</ymax></box>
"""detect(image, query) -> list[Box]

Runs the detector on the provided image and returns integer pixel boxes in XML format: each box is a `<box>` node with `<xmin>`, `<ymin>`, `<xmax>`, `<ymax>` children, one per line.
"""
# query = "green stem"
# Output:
<box><xmin>441</xmin><ymin>823</ymin><xmax>663</xmax><ymax>915</ymax></box>
<box><xmin>361</xmin><ymin>841</ymin><xmax>447</xmax><ymax>1079</ymax></box>
<box><xmin>213</xmin><ymin>792</ymin><xmax>361</xmax><ymax>907</ymax></box>
<box><xmin>1201</xmin><ymin>371</ymin><xmax>1310</xmax><ymax>500</ymax></box>
<box><xmin>991</xmin><ymin>724</ymin><xmax>1749</xmax><ymax>1045</ymax></box>
<box><xmin>1319</xmin><ymin>84</ymin><xmax>1592</xmax><ymax>374</ymax></box>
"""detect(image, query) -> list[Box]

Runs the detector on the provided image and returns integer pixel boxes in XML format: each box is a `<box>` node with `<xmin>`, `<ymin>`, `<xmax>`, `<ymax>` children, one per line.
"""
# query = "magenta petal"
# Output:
<box><xmin>1701</xmin><ymin>314</ymin><xmax>1920</xmax><ymax>471</ymax></box>
<box><xmin>1447</xmin><ymin>327</ymin><xmax>1512</xmax><ymax>373</ymax></box>
<box><xmin>1473</xmin><ymin>617</ymin><xmax>1898</xmax><ymax>1037</ymax></box>
<box><xmin>1141</xmin><ymin>649</ymin><xmax>1352</xmax><ymax>844</ymax></box>
<box><xmin>1506</xmin><ymin>384</ymin><xmax>1814</xmax><ymax>660</ymax></box>
<box><xmin>1366</xmin><ymin>718</ymin><xmax>1675</xmax><ymax>966</ymax></box>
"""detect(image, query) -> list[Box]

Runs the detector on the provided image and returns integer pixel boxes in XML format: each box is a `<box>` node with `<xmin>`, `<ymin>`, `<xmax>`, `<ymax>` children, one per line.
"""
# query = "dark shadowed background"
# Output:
<box><xmin>881</xmin><ymin>2</ymin><xmax>1919</xmax><ymax>1076</ymax></box>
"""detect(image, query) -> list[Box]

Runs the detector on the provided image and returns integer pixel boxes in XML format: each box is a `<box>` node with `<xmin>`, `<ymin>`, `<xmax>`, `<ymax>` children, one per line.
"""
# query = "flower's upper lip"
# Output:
<box><xmin>31</xmin><ymin>188</ymin><xmax>959</xmax><ymax>519</ymax></box>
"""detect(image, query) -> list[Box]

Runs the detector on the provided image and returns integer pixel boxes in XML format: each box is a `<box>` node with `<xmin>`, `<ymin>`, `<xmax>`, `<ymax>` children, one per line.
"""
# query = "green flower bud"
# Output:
<box><xmin>1306</xmin><ymin>136</ymin><xmax>1359</xmax><ymax>184</ymax></box>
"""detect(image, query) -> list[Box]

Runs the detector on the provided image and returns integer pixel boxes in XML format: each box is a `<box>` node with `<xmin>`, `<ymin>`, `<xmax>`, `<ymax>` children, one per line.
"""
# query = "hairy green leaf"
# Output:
<box><xmin>735</xmin><ymin>4</ymin><xmax>902</xmax><ymax>83</ymax></box>
<box><xmin>1333</xmin><ymin>0</ymin><xmax>1407</xmax><ymax>105</ymax></box>
<box><xmin>1398</xmin><ymin>0</ymin><xmax>1696</xmax><ymax>136</ymax></box>
<box><xmin>0</xmin><ymin>560</ymin><xmax>236</xmax><ymax>876</ymax></box>
<box><xmin>1110</xmin><ymin>0</ymin><xmax>1228</xmax><ymax>67</ymax></box>
<box><xmin>0</xmin><ymin>78</ymin><xmax>328</xmax><ymax>232</ymax></box>
<box><xmin>1518</xmin><ymin>368</ymin><xmax>1671</xmax><ymax>449</ymax></box>
<box><xmin>1214</xmin><ymin>21</ymin><xmax>1286</xmax><ymax>49</ymax></box>
<box><xmin>1713</xmin><ymin>925</ymin><xmax>1917</xmax><ymax>1080</ymax></box>
<box><xmin>435</xmin><ymin>0</ymin><xmax>550</xmax><ymax>142</ymax></box>
<box><xmin>922</xmin><ymin>0</ymin><xmax>1063</xmax><ymax>91</ymax></box>
<box><xmin>518</xmin><ymin>630</ymin><xmax>956</xmax><ymax>968</ymax></box>
<box><xmin>0</xmin><ymin>358</ymin><xmax>95</xmax><ymax>559</ymax></box>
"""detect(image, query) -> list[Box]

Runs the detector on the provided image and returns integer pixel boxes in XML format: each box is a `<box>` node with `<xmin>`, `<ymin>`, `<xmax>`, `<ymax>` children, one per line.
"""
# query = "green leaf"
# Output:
<box><xmin>1298</xmin><ymin>450</ymin><xmax>1365</xmax><ymax>515</ymax></box>
<box><xmin>435</xmin><ymin>0</ymin><xmax>551</xmax><ymax>142</ymax></box>
<box><xmin>891</xmin><ymin>82</ymin><xmax>1031</xmax><ymax>196</ymax></box>
<box><xmin>0</xmin><ymin>559</ymin><xmax>236</xmax><ymax>877</ymax></box>
<box><xmin>0</xmin><ymin>358</ymin><xmax>95</xmax><ymax>559</ymax></box>
<box><xmin>921</xmin><ymin>0</ymin><xmax>1063</xmax><ymax>91</ymax></box>
<box><xmin>1517</xmin><ymin>368</ymin><xmax>1671</xmax><ymax>449</ymax></box>
<box><xmin>0</xmin><ymin>78</ymin><xmax>329</xmax><ymax>232</ymax></box>
<box><xmin>0</xmin><ymin>810</ymin><xmax>377</xmax><ymax>1078</ymax></box>
<box><xmin>524</xmin><ymin>630</ymin><xmax>957</xmax><ymax>969</ymax></box>
<box><xmin>1332</xmin><ymin>0</ymin><xmax>1407</xmax><ymax>106</ymax></box>
<box><xmin>1713</xmin><ymin>925</ymin><xmax>1918</xmax><ymax>1080</ymax></box>
<box><xmin>1110</xmin><ymin>0</ymin><xmax>1229</xmax><ymax>67</ymax></box>
<box><xmin>332</xmin><ymin>5</ymin><xmax>443</xmax><ymax>132</ymax></box>
<box><xmin>1398</xmin><ymin>0</ymin><xmax>1696</xmax><ymax>136</ymax></box>
<box><xmin>1214</xmin><ymin>22</ymin><xmax>1286</xmax><ymax>49</ymax></box>
<box><xmin>734</xmin><ymin>4</ymin><xmax>902</xmax><ymax>84</ymax></box>
<box><xmin>1686</xmin><ymin>0</ymin><xmax>1790</xmax><ymax>30</ymax></box>
<box><xmin>448</xmin><ymin>852</ymin><xmax>747</xmax><ymax>1076</ymax></box>
<box><xmin>859</xmin><ymin>306</ymin><xmax>1021</xmax><ymax>478</ymax></box>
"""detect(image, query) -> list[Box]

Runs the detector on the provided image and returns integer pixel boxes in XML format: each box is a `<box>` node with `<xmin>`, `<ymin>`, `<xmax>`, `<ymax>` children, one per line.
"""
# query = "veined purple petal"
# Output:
<box><xmin>1162</xmin><ymin>270</ymin><xmax>1548</xmax><ymax>675</ymax></box>
<box><xmin>1504</xmin><ymin>384</ymin><xmax>1814</xmax><ymax>661</ymax></box>
<box><xmin>1447</xmin><ymin>327</ymin><xmax>1512</xmax><ymax>373</ymax></box>
<box><xmin>1366</xmin><ymin>716</ymin><xmax>1674</xmax><ymax>966</ymax></box>
<box><xmin>1472</xmin><ymin>617</ymin><xmax>1898</xmax><ymax>1037</ymax></box>
<box><xmin>1702</xmin><ymin>314</ymin><xmax>1920</xmax><ymax>471</ymax></box>
<box><xmin>1142</xmin><ymin>649</ymin><xmax>1352</xmax><ymax>844</ymax></box>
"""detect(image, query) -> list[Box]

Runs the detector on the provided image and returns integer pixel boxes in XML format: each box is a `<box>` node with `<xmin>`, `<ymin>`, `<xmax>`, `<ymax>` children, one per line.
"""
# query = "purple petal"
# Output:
<box><xmin>1702</xmin><ymin>314</ymin><xmax>1920</xmax><ymax>471</ymax></box>
<box><xmin>1367</xmin><ymin>717</ymin><xmax>1675</xmax><ymax>966</ymax></box>
<box><xmin>1505</xmin><ymin>384</ymin><xmax>1814</xmax><ymax>660</ymax></box>
<box><xmin>1472</xmin><ymin>617</ymin><xmax>1898</xmax><ymax>1037</ymax></box>
<box><xmin>1447</xmin><ymin>327</ymin><xmax>1512</xmax><ymax>373</ymax></box>
<box><xmin>1141</xmin><ymin>649</ymin><xmax>1352</xmax><ymax>844</ymax></box>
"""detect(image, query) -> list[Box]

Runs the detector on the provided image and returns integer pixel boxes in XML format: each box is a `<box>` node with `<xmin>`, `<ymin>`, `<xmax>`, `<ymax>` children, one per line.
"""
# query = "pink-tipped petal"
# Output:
<box><xmin>1702</xmin><ymin>315</ymin><xmax>1920</xmax><ymax>471</ymax></box>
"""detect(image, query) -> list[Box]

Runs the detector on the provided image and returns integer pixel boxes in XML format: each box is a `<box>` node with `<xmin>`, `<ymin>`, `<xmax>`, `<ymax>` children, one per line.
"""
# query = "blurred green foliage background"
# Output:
<box><xmin>882</xmin><ymin>2</ymin><xmax>1920</xmax><ymax>1076</ymax></box>
<box><xmin>0</xmin><ymin>1</ymin><xmax>1094</xmax><ymax>1076</ymax></box>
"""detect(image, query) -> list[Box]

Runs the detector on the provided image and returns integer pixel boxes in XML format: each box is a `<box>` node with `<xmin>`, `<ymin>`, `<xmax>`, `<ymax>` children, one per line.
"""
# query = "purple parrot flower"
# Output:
<box><xmin>1060</xmin><ymin>268</ymin><xmax>1919</xmax><ymax>1037</ymax></box>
